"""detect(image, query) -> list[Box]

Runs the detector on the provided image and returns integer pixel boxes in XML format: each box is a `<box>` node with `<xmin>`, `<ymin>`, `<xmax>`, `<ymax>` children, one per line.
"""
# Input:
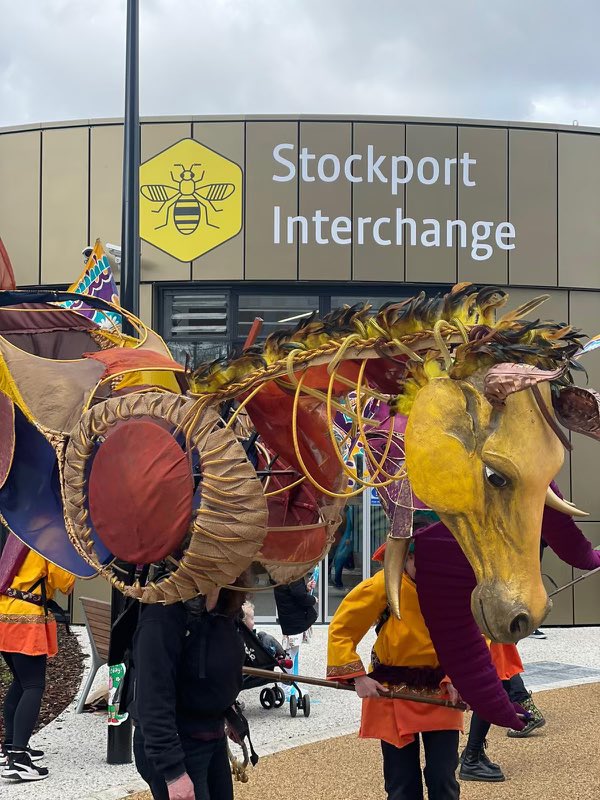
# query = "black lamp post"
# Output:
<box><xmin>107</xmin><ymin>0</ymin><xmax>140</xmax><ymax>765</ymax></box>
<box><xmin>119</xmin><ymin>0</ymin><xmax>141</xmax><ymax>325</ymax></box>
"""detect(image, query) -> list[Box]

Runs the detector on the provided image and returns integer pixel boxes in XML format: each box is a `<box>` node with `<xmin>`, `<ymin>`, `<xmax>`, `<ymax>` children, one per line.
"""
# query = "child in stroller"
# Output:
<box><xmin>237</xmin><ymin>601</ymin><xmax>311</xmax><ymax>717</ymax></box>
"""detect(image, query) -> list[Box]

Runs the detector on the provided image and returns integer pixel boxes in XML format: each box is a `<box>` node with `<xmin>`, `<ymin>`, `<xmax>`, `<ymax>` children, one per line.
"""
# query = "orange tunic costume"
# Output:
<box><xmin>490</xmin><ymin>643</ymin><xmax>524</xmax><ymax>681</ymax></box>
<box><xmin>0</xmin><ymin>550</ymin><xmax>75</xmax><ymax>657</ymax></box>
<box><xmin>327</xmin><ymin>569</ymin><xmax>463</xmax><ymax>749</ymax></box>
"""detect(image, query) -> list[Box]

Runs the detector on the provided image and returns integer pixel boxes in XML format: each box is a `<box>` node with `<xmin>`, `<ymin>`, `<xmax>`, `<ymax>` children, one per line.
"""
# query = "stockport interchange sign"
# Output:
<box><xmin>138</xmin><ymin>132</ymin><xmax>517</xmax><ymax>265</ymax></box>
<box><xmin>272</xmin><ymin>144</ymin><xmax>515</xmax><ymax>263</ymax></box>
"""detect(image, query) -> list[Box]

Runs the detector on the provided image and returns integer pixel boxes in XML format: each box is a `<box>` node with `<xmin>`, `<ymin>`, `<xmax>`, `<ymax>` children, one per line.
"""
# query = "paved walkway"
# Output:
<box><xmin>7</xmin><ymin>624</ymin><xmax>600</xmax><ymax>800</ymax></box>
<box><xmin>226</xmin><ymin>682</ymin><xmax>600</xmax><ymax>800</ymax></box>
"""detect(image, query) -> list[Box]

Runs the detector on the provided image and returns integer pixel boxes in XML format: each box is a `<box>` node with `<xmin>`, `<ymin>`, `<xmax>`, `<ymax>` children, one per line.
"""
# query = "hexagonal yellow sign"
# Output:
<box><xmin>139</xmin><ymin>138</ymin><xmax>243</xmax><ymax>262</ymax></box>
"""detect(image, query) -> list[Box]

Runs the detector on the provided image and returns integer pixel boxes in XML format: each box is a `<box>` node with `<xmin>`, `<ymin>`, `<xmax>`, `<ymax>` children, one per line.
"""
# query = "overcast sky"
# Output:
<box><xmin>1</xmin><ymin>0</ymin><xmax>599</xmax><ymax>129</ymax></box>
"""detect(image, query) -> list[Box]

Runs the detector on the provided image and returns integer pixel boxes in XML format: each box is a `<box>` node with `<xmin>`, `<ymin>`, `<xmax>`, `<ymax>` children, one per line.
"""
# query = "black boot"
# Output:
<box><xmin>459</xmin><ymin>745</ymin><xmax>505</xmax><ymax>782</ymax></box>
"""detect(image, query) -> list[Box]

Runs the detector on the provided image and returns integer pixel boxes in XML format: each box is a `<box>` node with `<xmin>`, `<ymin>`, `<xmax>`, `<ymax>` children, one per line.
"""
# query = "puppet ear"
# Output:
<box><xmin>484</xmin><ymin>363</ymin><xmax>566</xmax><ymax>407</ymax></box>
<box><xmin>553</xmin><ymin>385</ymin><xmax>600</xmax><ymax>442</ymax></box>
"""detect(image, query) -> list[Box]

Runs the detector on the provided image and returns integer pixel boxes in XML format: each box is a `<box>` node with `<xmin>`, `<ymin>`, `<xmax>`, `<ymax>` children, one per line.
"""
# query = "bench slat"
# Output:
<box><xmin>80</xmin><ymin>598</ymin><xmax>112</xmax><ymax>662</ymax></box>
<box><xmin>80</xmin><ymin>601</ymin><xmax>110</xmax><ymax>612</ymax></box>
<box><xmin>84</xmin><ymin>611</ymin><xmax>112</xmax><ymax>625</ymax></box>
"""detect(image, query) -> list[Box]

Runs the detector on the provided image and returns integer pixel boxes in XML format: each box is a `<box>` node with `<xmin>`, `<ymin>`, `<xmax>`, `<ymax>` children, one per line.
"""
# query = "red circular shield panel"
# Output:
<box><xmin>88</xmin><ymin>420</ymin><xmax>194</xmax><ymax>563</ymax></box>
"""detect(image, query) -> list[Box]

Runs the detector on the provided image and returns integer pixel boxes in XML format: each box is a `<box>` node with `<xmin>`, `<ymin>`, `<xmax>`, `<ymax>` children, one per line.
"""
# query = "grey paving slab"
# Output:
<box><xmin>523</xmin><ymin>659</ymin><xmax>600</xmax><ymax>691</ymax></box>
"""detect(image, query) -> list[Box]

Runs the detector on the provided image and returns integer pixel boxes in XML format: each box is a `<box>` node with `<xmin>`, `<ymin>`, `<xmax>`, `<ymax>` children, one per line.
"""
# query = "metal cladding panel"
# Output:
<box><xmin>140</xmin><ymin>122</ymin><xmax>193</xmax><ymax>281</ymax></box>
<box><xmin>298</xmin><ymin>122</ymin><xmax>352</xmax><ymax>282</ymax></box>
<box><xmin>192</xmin><ymin>122</ymin><xmax>244</xmax><ymax>281</ymax></box>
<box><xmin>458</xmin><ymin>127</ymin><xmax>508</xmax><ymax>285</ymax></box>
<box><xmin>504</xmin><ymin>287</ymin><xmax>569</xmax><ymax>325</ymax></box>
<box><xmin>543</xmin><ymin>549</ymin><xmax>574</xmax><ymax>626</ymax></box>
<box><xmin>352</xmin><ymin>122</ymin><xmax>406</xmax><ymax>282</ymax></box>
<box><xmin>508</xmin><ymin>129</ymin><xmax>558</xmax><ymax>287</ymax></box>
<box><xmin>573</xmin><ymin>522</ymin><xmax>600</xmax><ymax>625</ymax></box>
<box><xmin>569</xmin><ymin>291</ymin><xmax>600</xmax><ymax>522</ymax></box>
<box><xmin>404</xmin><ymin>125</ymin><xmax>457</xmax><ymax>284</ymax></box>
<box><xmin>558</xmin><ymin>133</ymin><xmax>600</xmax><ymax>289</ymax></box>
<box><xmin>503</xmin><ymin>288</ymin><xmax>571</xmax><ymax>492</ymax></box>
<box><xmin>140</xmin><ymin>282</ymin><xmax>153</xmax><ymax>327</ymax></box>
<box><xmin>41</xmin><ymin>127</ymin><xmax>89</xmax><ymax>284</ymax></box>
<box><xmin>0</xmin><ymin>130</ymin><xmax>41</xmax><ymax>285</ymax></box>
<box><xmin>2</xmin><ymin>116</ymin><xmax>600</xmax><ymax>299</ymax></box>
<box><xmin>245</xmin><ymin>121</ymin><xmax>298</xmax><ymax>280</ymax></box>
<box><xmin>90</xmin><ymin>125</ymin><xmax>123</xmax><ymax>258</ymax></box>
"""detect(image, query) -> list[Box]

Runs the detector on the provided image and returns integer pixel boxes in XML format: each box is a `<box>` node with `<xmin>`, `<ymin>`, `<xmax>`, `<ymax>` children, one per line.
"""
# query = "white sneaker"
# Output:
<box><xmin>1</xmin><ymin>751</ymin><xmax>49</xmax><ymax>782</ymax></box>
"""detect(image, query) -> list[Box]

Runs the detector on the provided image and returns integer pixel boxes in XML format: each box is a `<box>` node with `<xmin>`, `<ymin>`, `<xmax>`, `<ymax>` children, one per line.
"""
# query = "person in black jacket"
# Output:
<box><xmin>273</xmin><ymin>575</ymin><xmax>318</xmax><ymax>695</ymax></box>
<box><xmin>273</xmin><ymin>576</ymin><xmax>318</xmax><ymax>637</ymax></box>
<box><xmin>131</xmin><ymin>584</ymin><xmax>246</xmax><ymax>800</ymax></box>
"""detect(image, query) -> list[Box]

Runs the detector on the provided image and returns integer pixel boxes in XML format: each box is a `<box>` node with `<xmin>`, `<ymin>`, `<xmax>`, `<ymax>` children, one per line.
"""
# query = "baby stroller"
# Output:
<box><xmin>237</xmin><ymin>623</ymin><xmax>311</xmax><ymax>717</ymax></box>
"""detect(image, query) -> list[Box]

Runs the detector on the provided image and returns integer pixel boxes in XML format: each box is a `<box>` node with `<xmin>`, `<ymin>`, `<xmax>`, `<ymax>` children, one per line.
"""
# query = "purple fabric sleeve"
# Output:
<box><xmin>543</xmin><ymin>482</ymin><xmax>600</xmax><ymax>570</ymax></box>
<box><xmin>414</xmin><ymin>524</ymin><xmax>524</xmax><ymax>730</ymax></box>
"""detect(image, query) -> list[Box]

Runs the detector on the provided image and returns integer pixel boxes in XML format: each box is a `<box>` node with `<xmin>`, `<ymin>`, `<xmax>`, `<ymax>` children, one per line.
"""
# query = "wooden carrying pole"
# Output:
<box><xmin>242</xmin><ymin>666</ymin><xmax>468</xmax><ymax>711</ymax></box>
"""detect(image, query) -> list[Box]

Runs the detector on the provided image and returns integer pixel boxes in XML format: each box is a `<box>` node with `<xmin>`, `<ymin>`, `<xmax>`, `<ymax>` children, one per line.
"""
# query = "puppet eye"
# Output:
<box><xmin>484</xmin><ymin>465</ymin><xmax>509</xmax><ymax>488</ymax></box>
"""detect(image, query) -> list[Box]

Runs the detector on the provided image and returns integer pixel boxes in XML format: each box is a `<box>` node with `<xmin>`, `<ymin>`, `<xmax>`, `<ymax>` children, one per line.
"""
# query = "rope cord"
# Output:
<box><xmin>354</xmin><ymin>359</ymin><xmax>407</xmax><ymax>483</ymax></box>
<box><xmin>325</xmin><ymin>364</ymin><xmax>399</xmax><ymax>490</ymax></box>
<box><xmin>291</xmin><ymin>370</ymin><xmax>362</xmax><ymax>499</ymax></box>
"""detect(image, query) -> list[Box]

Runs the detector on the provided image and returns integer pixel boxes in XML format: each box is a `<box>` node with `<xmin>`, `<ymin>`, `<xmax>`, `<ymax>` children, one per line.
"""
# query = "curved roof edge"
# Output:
<box><xmin>1</xmin><ymin>113</ymin><xmax>599</xmax><ymax>137</ymax></box>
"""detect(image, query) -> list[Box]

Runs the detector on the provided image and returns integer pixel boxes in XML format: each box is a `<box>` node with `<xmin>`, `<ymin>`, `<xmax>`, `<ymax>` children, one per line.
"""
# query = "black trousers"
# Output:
<box><xmin>134</xmin><ymin>727</ymin><xmax>233</xmax><ymax>800</ymax></box>
<box><xmin>466</xmin><ymin>675</ymin><xmax>530</xmax><ymax>748</ymax></box>
<box><xmin>1</xmin><ymin>651</ymin><xmax>47</xmax><ymax>749</ymax></box>
<box><xmin>381</xmin><ymin>731</ymin><xmax>460</xmax><ymax>800</ymax></box>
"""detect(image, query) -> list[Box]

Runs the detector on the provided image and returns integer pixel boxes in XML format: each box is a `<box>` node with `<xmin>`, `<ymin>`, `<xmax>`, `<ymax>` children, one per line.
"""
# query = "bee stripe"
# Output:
<box><xmin>145</xmin><ymin>185</ymin><xmax>172</xmax><ymax>201</ymax></box>
<box><xmin>204</xmin><ymin>184</ymin><xmax>234</xmax><ymax>201</ymax></box>
<box><xmin>174</xmin><ymin>201</ymin><xmax>200</xmax><ymax>234</ymax></box>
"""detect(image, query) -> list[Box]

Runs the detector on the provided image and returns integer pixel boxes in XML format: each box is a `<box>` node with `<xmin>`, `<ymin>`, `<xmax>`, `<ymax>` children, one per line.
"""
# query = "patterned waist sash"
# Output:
<box><xmin>370</xmin><ymin>662</ymin><xmax>445</xmax><ymax>691</ymax></box>
<box><xmin>2</xmin><ymin>587</ymin><xmax>44</xmax><ymax>606</ymax></box>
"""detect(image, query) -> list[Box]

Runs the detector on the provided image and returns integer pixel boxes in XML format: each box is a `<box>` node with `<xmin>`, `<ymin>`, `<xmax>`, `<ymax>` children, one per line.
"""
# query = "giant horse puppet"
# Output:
<box><xmin>1</xmin><ymin>281</ymin><xmax>599</xmax><ymax>726</ymax></box>
<box><xmin>188</xmin><ymin>283</ymin><xmax>596</xmax><ymax>642</ymax></box>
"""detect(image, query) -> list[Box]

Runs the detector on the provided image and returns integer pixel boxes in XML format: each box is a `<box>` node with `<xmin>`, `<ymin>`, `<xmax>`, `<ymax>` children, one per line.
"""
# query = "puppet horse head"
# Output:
<box><xmin>404</xmin><ymin>365</ymin><xmax>583</xmax><ymax>643</ymax></box>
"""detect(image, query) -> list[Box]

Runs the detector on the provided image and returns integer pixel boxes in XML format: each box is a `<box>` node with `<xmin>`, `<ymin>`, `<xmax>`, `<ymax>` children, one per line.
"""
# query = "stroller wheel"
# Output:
<box><xmin>302</xmin><ymin>693</ymin><xmax>311</xmax><ymax>717</ymax></box>
<box><xmin>273</xmin><ymin>686</ymin><xmax>285</xmax><ymax>708</ymax></box>
<box><xmin>289</xmin><ymin>694</ymin><xmax>298</xmax><ymax>717</ymax></box>
<box><xmin>260</xmin><ymin>687</ymin><xmax>276</xmax><ymax>709</ymax></box>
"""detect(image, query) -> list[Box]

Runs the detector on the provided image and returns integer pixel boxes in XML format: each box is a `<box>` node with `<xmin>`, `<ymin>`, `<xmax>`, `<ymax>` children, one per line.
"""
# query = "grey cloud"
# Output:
<box><xmin>0</xmin><ymin>0</ymin><xmax>598</xmax><ymax>128</ymax></box>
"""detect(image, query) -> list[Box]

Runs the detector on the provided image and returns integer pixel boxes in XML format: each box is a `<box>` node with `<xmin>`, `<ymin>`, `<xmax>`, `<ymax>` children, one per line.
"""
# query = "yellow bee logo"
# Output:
<box><xmin>141</xmin><ymin>163</ymin><xmax>236</xmax><ymax>235</ymax></box>
<box><xmin>139</xmin><ymin>138</ymin><xmax>242</xmax><ymax>262</ymax></box>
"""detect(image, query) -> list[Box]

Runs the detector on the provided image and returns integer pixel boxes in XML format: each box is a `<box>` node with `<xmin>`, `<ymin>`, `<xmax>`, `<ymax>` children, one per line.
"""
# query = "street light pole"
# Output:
<box><xmin>120</xmin><ymin>0</ymin><xmax>141</xmax><ymax>327</ymax></box>
<box><xmin>107</xmin><ymin>0</ymin><xmax>140</xmax><ymax>765</ymax></box>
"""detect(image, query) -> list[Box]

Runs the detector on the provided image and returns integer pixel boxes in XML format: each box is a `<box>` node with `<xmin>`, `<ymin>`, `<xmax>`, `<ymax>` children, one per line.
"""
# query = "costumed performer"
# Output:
<box><xmin>413</xmin><ymin>484</ymin><xmax>600</xmax><ymax>784</ymax></box>
<box><xmin>0</xmin><ymin>536</ymin><xmax>75</xmax><ymax>783</ymax></box>
<box><xmin>458</xmin><ymin>643</ymin><xmax>543</xmax><ymax>782</ymax></box>
<box><xmin>326</xmin><ymin>534</ymin><xmax>463</xmax><ymax>800</ymax></box>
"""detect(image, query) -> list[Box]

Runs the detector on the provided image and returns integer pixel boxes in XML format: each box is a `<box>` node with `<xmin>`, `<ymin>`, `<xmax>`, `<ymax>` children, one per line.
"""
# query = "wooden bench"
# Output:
<box><xmin>76</xmin><ymin>597</ymin><xmax>111</xmax><ymax>714</ymax></box>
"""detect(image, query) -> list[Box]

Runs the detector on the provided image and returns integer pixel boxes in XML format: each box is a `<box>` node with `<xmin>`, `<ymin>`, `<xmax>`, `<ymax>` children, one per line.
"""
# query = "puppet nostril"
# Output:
<box><xmin>509</xmin><ymin>613</ymin><xmax>530</xmax><ymax>637</ymax></box>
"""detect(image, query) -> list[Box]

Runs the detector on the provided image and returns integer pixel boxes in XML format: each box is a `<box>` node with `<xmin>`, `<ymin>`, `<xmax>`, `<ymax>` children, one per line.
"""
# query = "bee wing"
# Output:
<box><xmin>197</xmin><ymin>183</ymin><xmax>236</xmax><ymax>202</ymax></box>
<box><xmin>141</xmin><ymin>185</ymin><xmax>179</xmax><ymax>202</ymax></box>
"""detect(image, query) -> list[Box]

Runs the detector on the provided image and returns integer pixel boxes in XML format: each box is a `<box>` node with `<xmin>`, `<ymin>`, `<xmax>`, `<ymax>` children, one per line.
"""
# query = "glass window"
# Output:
<box><xmin>237</xmin><ymin>294</ymin><xmax>319</xmax><ymax>340</ymax></box>
<box><xmin>330</xmin><ymin>294</ymin><xmax>411</xmax><ymax>311</ymax></box>
<box><xmin>164</xmin><ymin>291</ymin><xmax>229</xmax><ymax>339</ymax></box>
<box><xmin>369</xmin><ymin>504</ymin><xmax>388</xmax><ymax>577</ymax></box>
<box><xmin>166</xmin><ymin>341</ymin><xmax>230</xmax><ymax>370</ymax></box>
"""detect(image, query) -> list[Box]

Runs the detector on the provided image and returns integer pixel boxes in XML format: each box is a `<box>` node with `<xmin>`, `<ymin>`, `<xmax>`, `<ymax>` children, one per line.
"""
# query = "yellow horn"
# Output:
<box><xmin>384</xmin><ymin>536</ymin><xmax>411</xmax><ymax>619</ymax></box>
<box><xmin>545</xmin><ymin>486</ymin><xmax>589</xmax><ymax>517</ymax></box>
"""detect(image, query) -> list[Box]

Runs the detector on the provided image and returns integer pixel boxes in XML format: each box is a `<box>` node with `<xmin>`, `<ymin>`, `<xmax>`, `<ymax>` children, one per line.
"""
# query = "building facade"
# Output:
<box><xmin>1</xmin><ymin>114</ymin><xmax>599</xmax><ymax>625</ymax></box>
